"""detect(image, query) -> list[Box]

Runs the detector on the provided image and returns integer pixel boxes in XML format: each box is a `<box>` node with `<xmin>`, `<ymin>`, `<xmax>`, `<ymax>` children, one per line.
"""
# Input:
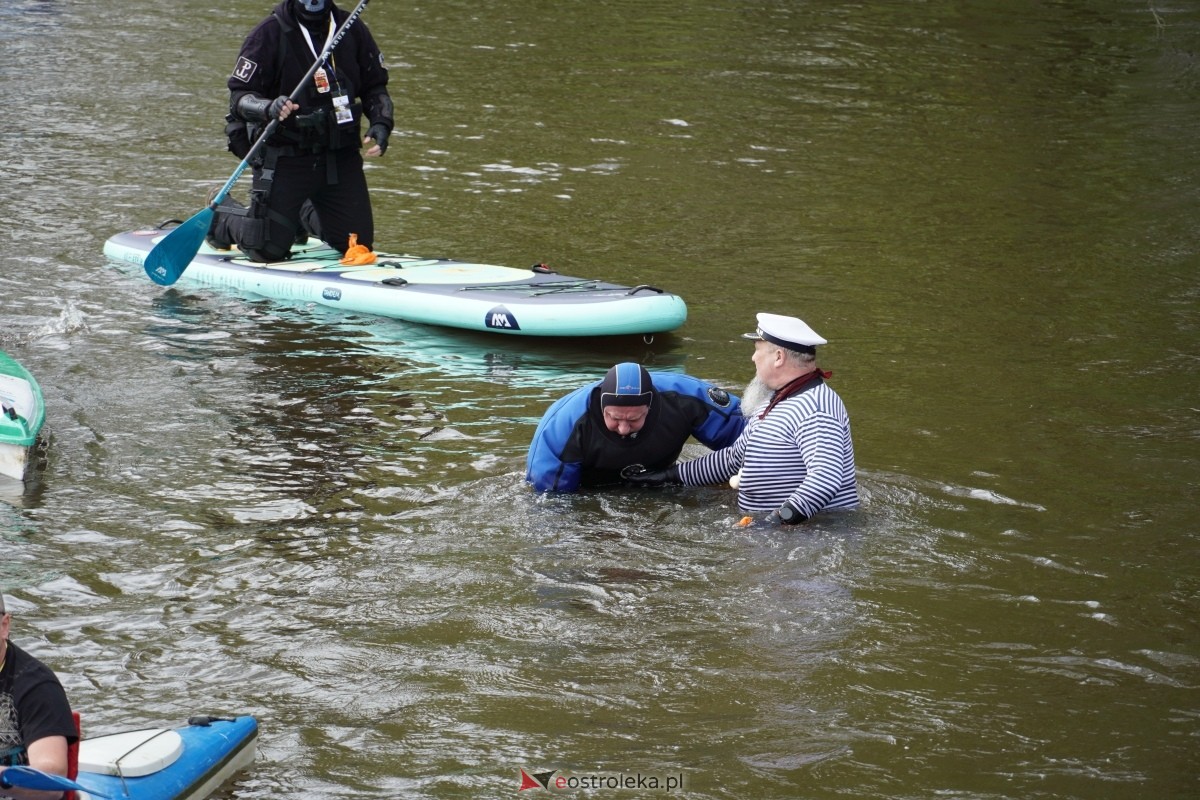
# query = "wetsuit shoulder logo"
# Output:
<box><xmin>232</xmin><ymin>57</ymin><xmax>258</xmax><ymax>83</ymax></box>
<box><xmin>707</xmin><ymin>387</ymin><xmax>731</xmax><ymax>407</ymax></box>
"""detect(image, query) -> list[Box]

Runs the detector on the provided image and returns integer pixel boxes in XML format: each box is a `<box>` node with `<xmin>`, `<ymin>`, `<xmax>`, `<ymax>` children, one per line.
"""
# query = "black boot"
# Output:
<box><xmin>205</xmin><ymin>186</ymin><xmax>245</xmax><ymax>251</ymax></box>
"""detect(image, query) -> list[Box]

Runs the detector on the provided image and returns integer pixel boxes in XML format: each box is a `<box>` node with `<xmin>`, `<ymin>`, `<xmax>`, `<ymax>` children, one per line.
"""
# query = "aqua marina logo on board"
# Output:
<box><xmin>485</xmin><ymin>305</ymin><xmax>520</xmax><ymax>329</ymax></box>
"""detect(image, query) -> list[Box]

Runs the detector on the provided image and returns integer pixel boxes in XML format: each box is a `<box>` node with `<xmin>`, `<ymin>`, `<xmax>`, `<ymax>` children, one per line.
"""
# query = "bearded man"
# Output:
<box><xmin>627</xmin><ymin>313</ymin><xmax>859</xmax><ymax>524</ymax></box>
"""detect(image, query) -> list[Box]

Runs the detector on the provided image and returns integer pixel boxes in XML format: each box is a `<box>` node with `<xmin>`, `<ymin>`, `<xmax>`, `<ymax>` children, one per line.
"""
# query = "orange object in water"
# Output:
<box><xmin>735</xmin><ymin>516</ymin><xmax>754</xmax><ymax>528</ymax></box>
<box><xmin>340</xmin><ymin>233</ymin><xmax>376</xmax><ymax>265</ymax></box>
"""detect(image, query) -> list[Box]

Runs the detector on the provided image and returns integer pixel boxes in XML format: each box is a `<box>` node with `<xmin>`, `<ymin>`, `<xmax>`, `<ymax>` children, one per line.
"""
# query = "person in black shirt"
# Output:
<box><xmin>0</xmin><ymin>595</ymin><xmax>77</xmax><ymax>800</ymax></box>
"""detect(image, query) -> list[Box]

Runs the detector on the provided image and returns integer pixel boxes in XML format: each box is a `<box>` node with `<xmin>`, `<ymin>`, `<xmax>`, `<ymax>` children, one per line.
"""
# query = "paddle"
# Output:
<box><xmin>1</xmin><ymin>765</ymin><xmax>110</xmax><ymax>798</ymax></box>
<box><xmin>143</xmin><ymin>0</ymin><xmax>373</xmax><ymax>286</ymax></box>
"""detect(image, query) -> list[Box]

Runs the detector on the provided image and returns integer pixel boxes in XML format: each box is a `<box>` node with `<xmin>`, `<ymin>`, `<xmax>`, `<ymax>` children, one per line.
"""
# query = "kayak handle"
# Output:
<box><xmin>187</xmin><ymin>715</ymin><xmax>235</xmax><ymax>727</ymax></box>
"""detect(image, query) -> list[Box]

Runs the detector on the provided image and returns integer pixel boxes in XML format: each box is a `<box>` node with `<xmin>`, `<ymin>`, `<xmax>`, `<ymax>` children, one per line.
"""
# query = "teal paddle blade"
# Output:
<box><xmin>1</xmin><ymin>765</ymin><xmax>110</xmax><ymax>798</ymax></box>
<box><xmin>144</xmin><ymin>206</ymin><xmax>214</xmax><ymax>286</ymax></box>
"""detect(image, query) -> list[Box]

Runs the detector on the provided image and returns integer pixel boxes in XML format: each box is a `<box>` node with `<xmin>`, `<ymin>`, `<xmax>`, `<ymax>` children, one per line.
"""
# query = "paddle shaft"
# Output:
<box><xmin>210</xmin><ymin>0</ymin><xmax>373</xmax><ymax>209</ymax></box>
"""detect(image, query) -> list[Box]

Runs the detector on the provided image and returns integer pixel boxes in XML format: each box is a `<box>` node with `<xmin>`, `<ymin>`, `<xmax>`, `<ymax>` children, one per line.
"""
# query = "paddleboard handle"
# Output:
<box><xmin>627</xmin><ymin>284</ymin><xmax>665</xmax><ymax>295</ymax></box>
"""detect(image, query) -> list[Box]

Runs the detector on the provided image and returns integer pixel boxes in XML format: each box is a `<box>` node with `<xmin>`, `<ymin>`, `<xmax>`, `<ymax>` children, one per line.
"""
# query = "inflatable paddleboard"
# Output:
<box><xmin>104</xmin><ymin>224</ymin><xmax>688</xmax><ymax>337</ymax></box>
<box><xmin>74</xmin><ymin>715</ymin><xmax>257</xmax><ymax>800</ymax></box>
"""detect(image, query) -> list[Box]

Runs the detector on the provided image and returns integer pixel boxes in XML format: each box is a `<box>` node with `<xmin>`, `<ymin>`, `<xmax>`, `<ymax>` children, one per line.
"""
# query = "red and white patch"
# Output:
<box><xmin>231</xmin><ymin>56</ymin><xmax>258</xmax><ymax>83</ymax></box>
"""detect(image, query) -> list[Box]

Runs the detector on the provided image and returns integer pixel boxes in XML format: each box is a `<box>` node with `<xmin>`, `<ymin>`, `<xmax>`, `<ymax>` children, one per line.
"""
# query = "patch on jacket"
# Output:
<box><xmin>232</xmin><ymin>57</ymin><xmax>258</xmax><ymax>83</ymax></box>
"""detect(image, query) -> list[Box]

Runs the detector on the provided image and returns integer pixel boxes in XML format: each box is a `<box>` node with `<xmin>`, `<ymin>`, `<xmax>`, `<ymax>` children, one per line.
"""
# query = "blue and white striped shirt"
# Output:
<box><xmin>676</xmin><ymin>381</ymin><xmax>858</xmax><ymax>516</ymax></box>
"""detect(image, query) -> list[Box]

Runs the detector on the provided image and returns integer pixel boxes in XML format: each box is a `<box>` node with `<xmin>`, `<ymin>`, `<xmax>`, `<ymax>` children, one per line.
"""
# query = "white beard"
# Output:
<box><xmin>740</xmin><ymin>377</ymin><xmax>773</xmax><ymax>418</ymax></box>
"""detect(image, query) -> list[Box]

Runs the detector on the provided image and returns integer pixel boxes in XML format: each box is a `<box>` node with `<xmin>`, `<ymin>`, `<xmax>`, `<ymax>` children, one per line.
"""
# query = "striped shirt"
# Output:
<box><xmin>676</xmin><ymin>380</ymin><xmax>858</xmax><ymax>516</ymax></box>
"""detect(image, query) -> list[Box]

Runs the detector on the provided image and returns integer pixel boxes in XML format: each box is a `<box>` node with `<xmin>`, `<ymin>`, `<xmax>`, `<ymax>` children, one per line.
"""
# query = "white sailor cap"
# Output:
<box><xmin>742</xmin><ymin>312</ymin><xmax>827</xmax><ymax>352</ymax></box>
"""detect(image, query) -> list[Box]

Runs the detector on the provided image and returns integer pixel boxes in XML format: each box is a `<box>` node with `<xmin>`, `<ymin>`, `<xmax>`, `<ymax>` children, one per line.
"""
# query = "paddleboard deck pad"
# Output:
<box><xmin>75</xmin><ymin>715</ymin><xmax>257</xmax><ymax>800</ymax></box>
<box><xmin>104</xmin><ymin>224</ymin><xmax>688</xmax><ymax>337</ymax></box>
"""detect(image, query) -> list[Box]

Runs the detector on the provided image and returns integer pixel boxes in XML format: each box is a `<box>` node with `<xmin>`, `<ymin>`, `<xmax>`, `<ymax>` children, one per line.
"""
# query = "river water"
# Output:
<box><xmin>1</xmin><ymin>1</ymin><xmax>1197</xmax><ymax>798</ymax></box>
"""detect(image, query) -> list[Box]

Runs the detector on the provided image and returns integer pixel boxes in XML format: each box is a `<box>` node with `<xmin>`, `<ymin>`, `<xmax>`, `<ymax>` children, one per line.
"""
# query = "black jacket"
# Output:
<box><xmin>227</xmin><ymin>1</ymin><xmax>393</xmax><ymax>152</ymax></box>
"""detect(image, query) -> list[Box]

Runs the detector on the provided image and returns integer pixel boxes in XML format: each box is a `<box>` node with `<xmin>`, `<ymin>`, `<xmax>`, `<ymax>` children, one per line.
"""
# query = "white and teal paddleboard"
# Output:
<box><xmin>0</xmin><ymin>350</ymin><xmax>44</xmax><ymax>482</ymax></box>
<box><xmin>104</xmin><ymin>224</ymin><xmax>688</xmax><ymax>338</ymax></box>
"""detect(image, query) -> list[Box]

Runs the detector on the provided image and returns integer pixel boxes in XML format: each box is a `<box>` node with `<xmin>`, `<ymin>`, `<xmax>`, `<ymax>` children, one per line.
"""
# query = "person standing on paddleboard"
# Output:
<box><xmin>525</xmin><ymin>363</ymin><xmax>746</xmax><ymax>492</ymax></box>
<box><xmin>0</xmin><ymin>595</ymin><xmax>78</xmax><ymax>800</ymax></box>
<box><xmin>208</xmin><ymin>0</ymin><xmax>394</xmax><ymax>264</ymax></box>
<box><xmin>625</xmin><ymin>314</ymin><xmax>859</xmax><ymax>525</ymax></box>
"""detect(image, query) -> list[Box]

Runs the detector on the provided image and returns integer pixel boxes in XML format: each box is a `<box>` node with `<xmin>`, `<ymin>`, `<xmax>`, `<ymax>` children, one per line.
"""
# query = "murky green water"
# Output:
<box><xmin>2</xmin><ymin>1</ymin><xmax>1197</xmax><ymax>797</ymax></box>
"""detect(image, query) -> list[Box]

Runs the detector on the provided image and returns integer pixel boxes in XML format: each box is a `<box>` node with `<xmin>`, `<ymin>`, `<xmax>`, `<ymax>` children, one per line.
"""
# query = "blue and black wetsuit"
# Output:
<box><xmin>526</xmin><ymin>372</ymin><xmax>745</xmax><ymax>493</ymax></box>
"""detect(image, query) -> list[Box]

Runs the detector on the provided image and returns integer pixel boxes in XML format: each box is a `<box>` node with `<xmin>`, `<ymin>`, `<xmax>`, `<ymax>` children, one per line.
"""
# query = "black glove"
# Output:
<box><xmin>772</xmin><ymin>503</ymin><xmax>807</xmax><ymax>525</ymax></box>
<box><xmin>365</xmin><ymin>123</ymin><xmax>390</xmax><ymax>155</ymax></box>
<box><xmin>622</xmin><ymin>464</ymin><xmax>680</xmax><ymax>487</ymax></box>
<box><xmin>267</xmin><ymin>95</ymin><xmax>292</xmax><ymax>122</ymax></box>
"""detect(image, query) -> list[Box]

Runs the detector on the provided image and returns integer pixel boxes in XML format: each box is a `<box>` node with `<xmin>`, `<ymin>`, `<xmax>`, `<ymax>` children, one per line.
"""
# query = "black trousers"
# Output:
<box><xmin>212</xmin><ymin>146</ymin><xmax>374</xmax><ymax>263</ymax></box>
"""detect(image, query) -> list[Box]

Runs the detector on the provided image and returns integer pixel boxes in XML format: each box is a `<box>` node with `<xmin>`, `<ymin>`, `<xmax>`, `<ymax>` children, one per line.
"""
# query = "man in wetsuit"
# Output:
<box><xmin>208</xmin><ymin>0</ymin><xmax>394</xmax><ymax>263</ymax></box>
<box><xmin>526</xmin><ymin>363</ymin><xmax>745</xmax><ymax>493</ymax></box>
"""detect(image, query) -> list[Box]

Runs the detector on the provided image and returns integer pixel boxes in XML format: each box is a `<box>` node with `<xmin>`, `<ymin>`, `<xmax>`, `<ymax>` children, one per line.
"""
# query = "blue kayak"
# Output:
<box><xmin>74</xmin><ymin>716</ymin><xmax>257</xmax><ymax>800</ymax></box>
